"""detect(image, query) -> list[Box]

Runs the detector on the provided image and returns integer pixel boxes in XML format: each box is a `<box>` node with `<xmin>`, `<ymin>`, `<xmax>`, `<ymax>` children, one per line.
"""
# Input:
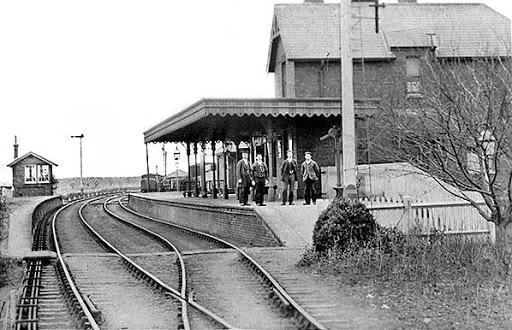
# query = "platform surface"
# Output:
<box><xmin>2</xmin><ymin>196</ymin><xmax>56</xmax><ymax>258</ymax></box>
<box><xmin>131</xmin><ymin>192</ymin><xmax>331</xmax><ymax>248</ymax></box>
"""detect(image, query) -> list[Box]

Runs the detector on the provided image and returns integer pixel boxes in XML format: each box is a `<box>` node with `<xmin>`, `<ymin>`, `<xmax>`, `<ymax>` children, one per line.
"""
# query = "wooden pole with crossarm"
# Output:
<box><xmin>339</xmin><ymin>0</ymin><xmax>357</xmax><ymax>198</ymax></box>
<box><xmin>370</xmin><ymin>0</ymin><xmax>386</xmax><ymax>33</ymax></box>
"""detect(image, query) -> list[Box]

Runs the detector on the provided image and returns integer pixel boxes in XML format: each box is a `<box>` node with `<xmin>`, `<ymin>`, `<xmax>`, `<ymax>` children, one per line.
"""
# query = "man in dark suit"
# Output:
<box><xmin>236</xmin><ymin>151</ymin><xmax>253</xmax><ymax>206</ymax></box>
<box><xmin>280</xmin><ymin>150</ymin><xmax>298</xmax><ymax>205</ymax></box>
<box><xmin>251</xmin><ymin>154</ymin><xmax>268</xmax><ymax>206</ymax></box>
<box><xmin>301</xmin><ymin>151</ymin><xmax>320</xmax><ymax>205</ymax></box>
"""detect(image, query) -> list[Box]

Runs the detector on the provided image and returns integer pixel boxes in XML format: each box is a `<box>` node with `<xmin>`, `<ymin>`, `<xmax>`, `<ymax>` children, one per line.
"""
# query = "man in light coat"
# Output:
<box><xmin>301</xmin><ymin>151</ymin><xmax>320</xmax><ymax>205</ymax></box>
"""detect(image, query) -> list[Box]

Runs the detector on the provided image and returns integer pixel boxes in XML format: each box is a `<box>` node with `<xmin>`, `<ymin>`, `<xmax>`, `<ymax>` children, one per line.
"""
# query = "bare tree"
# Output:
<box><xmin>375</xmin><ymin>54</ymin><xmax>512</xmax><ymax>250</ymax></box>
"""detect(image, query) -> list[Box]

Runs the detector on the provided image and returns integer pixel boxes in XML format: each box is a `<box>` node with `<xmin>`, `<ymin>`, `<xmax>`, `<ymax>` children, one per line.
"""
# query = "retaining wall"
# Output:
<box><xmin>128</xmin><ymin>194</ymin><xmax>281</xmax><ymax>247</ymax></box>
<box><xmin>31</xmin><ymin>196</ymin><xmax>63</xmax><ymax>241</ymax></box>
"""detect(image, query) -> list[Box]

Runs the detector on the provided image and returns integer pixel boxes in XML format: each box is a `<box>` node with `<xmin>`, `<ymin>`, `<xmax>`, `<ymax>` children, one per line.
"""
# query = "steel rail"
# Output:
<box><xmin>118</xmin><ymin>196</ymin><xmax>328</xmax><ymax>330</ymax></box>
<box><xmin>103</xmin><ymin>196</ymin><xmax>189</xmax><ymax>330</ymax></box>
<box><xmin>103</xmin><ymin>196</ymin><xmax>237</xmax><ymax>329</ymax></box>
<box><xmin>51</xmin><ymin>199</ymin><xmax>101</xmax><ymax>330</ymax></box>
<box><xmin>81</xmin><ymin>196</ymin><xmax>234</xmax><ymax>329</ymax></box>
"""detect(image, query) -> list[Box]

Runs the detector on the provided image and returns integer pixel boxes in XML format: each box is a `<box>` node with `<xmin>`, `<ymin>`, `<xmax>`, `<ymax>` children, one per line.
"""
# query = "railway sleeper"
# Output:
<box><xmin>176</xmin><ymin>309</ymin><xmax>185</xmax><ymax>330</ymax></box>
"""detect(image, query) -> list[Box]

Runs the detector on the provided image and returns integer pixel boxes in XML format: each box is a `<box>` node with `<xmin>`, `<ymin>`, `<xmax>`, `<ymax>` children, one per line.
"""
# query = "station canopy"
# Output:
<box><xmin>144</xmin><ymin>98</ymin><xmax>378</xmax><ymax>143</ymax></box>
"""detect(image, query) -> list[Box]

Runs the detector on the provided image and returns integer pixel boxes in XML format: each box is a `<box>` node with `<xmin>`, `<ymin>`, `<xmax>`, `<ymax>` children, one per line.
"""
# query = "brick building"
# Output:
<box><xmin>143</xmin><ymin>0</ymin><xmax>510</xmax><ymax>200</ymax></box>
<box><xmin>7</xmin><ymin>152</ymin><xmax>58</xmax><ymax>197</ymax></box>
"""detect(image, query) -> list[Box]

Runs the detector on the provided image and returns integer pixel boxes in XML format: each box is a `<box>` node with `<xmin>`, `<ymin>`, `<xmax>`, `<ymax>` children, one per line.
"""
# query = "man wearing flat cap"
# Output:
<box><xmin>280</xmin><ymin>150</ymin><xmax>298</xmax><ymax>205</ymax></box>
<box><xmin>301</xmin><ymin>151</ymin><xmax>320</xmax><ymax>205</ymax></box>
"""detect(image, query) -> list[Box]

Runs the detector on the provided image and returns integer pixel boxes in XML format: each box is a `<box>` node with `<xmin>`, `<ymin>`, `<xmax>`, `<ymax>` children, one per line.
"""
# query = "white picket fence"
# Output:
<box><xmin>360</xmin><ymin>196</ymin><xmax>495</xmax><ymax>242</ymax></box>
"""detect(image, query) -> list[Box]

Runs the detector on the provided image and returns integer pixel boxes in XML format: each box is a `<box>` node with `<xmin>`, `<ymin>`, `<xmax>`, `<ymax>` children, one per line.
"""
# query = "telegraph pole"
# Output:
<box><xmin>71</xmin><ymin>134</ymin><xmax>84</xmax><ymax>194</ymax></box>
<box><xmin>339</xmin><ymin>0</ymin><xmax>357</xmax><ymax>197</ymax></box>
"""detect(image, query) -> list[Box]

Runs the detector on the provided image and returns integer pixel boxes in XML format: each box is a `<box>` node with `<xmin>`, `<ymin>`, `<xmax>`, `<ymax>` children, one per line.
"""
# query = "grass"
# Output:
<box><xmin>299</xmin><ymin>233</ymin><xmax>512</xmax><ymax>329</ymax></box>
<box><xmin>0</xmin><ymin>198</ymin><xmax>11</xmax><ymax>287</ymax></box>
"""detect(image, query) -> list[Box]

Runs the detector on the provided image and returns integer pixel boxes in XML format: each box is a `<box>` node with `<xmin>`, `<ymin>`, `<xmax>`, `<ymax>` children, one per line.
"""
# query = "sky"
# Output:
<box><xmin>0</xmin><ymin>0</ymin><xmax>511</xmax><ymax>184</ymax></box>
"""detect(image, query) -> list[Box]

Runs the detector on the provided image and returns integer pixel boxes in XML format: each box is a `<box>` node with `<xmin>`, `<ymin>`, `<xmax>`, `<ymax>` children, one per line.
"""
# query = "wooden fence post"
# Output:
<box><xmin>488</xmin><ymin>221</ymin><xmax>496</xmax><ymax>244</ymax></box>
<box><xmin>403</xmin><ymin>196</ymin><xmax>413</xmax><ymax>234</ymax></box>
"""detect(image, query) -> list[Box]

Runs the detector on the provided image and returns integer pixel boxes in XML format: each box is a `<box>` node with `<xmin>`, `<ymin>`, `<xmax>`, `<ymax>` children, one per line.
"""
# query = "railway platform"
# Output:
<box><xmin>128</xmin><ymin>192</ymin><xmax>331</xmax><ymax>248</ymax></box>
<box><xmin>1</xmin><ymin>196</ymin><xmax>57</xmax><ymax>258</ymax></box>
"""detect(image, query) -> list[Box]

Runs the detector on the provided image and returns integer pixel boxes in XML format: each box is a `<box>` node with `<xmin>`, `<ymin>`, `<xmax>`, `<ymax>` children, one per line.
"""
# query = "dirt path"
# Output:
<box><xmin>0</xmin><ymin>201</ymin><xmax>24</xmax><ymax>312</ymax></box>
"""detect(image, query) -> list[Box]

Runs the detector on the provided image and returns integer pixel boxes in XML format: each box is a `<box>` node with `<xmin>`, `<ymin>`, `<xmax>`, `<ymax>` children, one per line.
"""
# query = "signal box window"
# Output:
<box><xmin>38</xmin><ymin>165</ymin><xmax>50</xmax><ymax>183</ymax></box>
<box><xmin>25</xmin><ymin>165</ymin><xmax>37</xmax><ymax>184</ymax></box>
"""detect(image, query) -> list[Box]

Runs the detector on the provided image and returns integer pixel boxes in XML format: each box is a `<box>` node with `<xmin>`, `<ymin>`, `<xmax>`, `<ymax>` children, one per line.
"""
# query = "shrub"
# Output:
<box><xmin>313</xmin><ymin>198</ymin><xmax>379</xmax><ymax>252</ymax></box>
<box><xmin>0</xmin><ymin>257</ymin><xmax>11</xmax><ymax>287</ymax></box>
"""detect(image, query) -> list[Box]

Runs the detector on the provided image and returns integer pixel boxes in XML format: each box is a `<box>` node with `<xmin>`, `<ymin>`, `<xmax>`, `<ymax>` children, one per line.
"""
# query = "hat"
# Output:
<box><xmin>286</xmin><ymin>149</ymin><xmax>293</xmax><ymax>154</ymax></box>
<box><xmin>305</xmin><ymin>151</ymin><xmax>312</xmax><ymax>156</ymax></box>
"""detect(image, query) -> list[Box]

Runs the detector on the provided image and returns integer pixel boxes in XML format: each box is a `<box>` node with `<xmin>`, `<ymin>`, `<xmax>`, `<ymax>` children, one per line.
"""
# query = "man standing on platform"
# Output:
<box><xmin>236</xmin><ymin>151</ymin><xmax>253</xmax><ymax>206</ymax></box>
<box><xmin>301</xmin><ymin>151</ymin><xmax>320</xmax><ymax>205</ymax></box>
<box><xmin>251</xmin><ymin>154</ymin><xmax>268</xmax><ymax>206</ymax></box>
<box><xmin>280</xmin><ymin>150</ymin><xmax>298</xmax><ymax>205</ymax></box>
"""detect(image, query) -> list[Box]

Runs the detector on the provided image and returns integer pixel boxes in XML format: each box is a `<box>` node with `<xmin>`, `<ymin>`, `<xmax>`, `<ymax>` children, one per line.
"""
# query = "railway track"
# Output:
<box><xmin>100</xmin><ymin>195</ymin><xmax>327</xmax><ymax>329</ymax></box>
<box><xmin>77</xmin><ymin>196</ymin><xmax>227</xmax><ymax>329</ymax></box>
<box><xmin>16</xmin><ymin>194</ymin><xmax>327</xmax><ymax>329</ymax></box>
<box><xmin>15</xmin><ymin>199</ymin><xmax>99</xmax><ymax>330</ymax></box>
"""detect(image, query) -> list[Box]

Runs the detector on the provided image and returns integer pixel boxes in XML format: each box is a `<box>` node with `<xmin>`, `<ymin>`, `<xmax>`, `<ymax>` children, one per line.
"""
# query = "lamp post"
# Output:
<box><xmin>71</xmin><ymin>134</ymin><xmax>84</xmax><ymax>194</ymax></box>
<box><xmin>173</xmin><ymin>146</ymin><xmax>181</xmax><ymax>192</ymax></box>
<box><xmin>162</xmin><ymin>145</ymin><xmax>167</xmax><ymax>177</ymax></box>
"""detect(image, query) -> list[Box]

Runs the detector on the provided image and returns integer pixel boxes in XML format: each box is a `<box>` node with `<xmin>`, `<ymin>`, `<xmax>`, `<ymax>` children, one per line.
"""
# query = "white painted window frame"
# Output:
<box><xmin>24</xmin><ymin>165</ymin><xmax>37</xmax><ymax>184</ymax></box>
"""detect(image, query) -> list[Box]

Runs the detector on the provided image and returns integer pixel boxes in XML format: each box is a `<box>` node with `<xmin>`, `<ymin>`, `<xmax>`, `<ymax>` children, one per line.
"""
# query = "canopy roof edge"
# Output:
<box><xmin>144</xmin><ymin>98</ymin><xmax>379</xmax><ymax>144</ymax></box>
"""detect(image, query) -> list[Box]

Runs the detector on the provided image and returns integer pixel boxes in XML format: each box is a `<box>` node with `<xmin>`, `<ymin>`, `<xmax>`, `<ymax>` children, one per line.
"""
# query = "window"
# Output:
<box><xmin>24</xmin><ymin>164</ymin><xmax>50</xmax><ymax>184</ymax></box>
<box><xmin>406</xmin><ymin>57</ymin><xmax>421</xmax><ymax>97</ymax></box>
<box><xmin>406</xmin><ymin>57</ymin><xmax>420</xmax><ymax>76</ymax></box>
<box><xmin>467</xmin><ymin>129</ymin><xmax>496</xmax><ymax>176</ymax></box>
<box><xmin>406</xmin><ymin>81</ymin><xmax>421</xmax><ymax>94</ymax></box>
<box><xmin>38</xmin><ymin>165</ymin><xmax>50</xmax><ymax>183</ymax></box>
<box><xmin>25</xmin><ymin>165</ymin><xmax>37</xmax><ymax>184</ymax></box>
<box><xmin>466</xmin><ymin>152</ymin><xmax>480</xmax><ymax>174</ymax></box>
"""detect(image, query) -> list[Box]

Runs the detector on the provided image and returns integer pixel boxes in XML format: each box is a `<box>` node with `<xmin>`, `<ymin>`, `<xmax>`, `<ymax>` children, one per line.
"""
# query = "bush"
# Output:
<box><xmin>0</xmin><ymin>257</ymin><xmax>12</xmax><ymax>287</ymax></box>
<box><xmin>313</xmin><ymin>198</ymin><xmax>379</xmax><ymax>252</ymax></box>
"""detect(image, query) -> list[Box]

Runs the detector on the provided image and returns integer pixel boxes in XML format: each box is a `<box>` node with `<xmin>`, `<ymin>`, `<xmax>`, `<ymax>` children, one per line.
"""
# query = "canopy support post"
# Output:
<box><xmin>223</xmin><ymin>141</ymin><xmax>229</xmax><ymax>200</ymax></box>
<box><xmin>201</xmin><ymin>142</ymin><xmax>207</xmax><ymax>198</ymax></box>
<box><xmin>145</xmin><ymin>143</ymin><xmax>151</xmax><ymax>192</ymax></box>
<box><xmin>194</xmin><ymin>143</ymin><xmax>199</xmax><ymax>197</ymax></box>
<box><xmin>186</xmin><ymin>142</ymin><xmax>191</xmax><ymax>197</ymax></box>
<box><xmin>211</xmin><ymin>141</ymin><xmax>217</xmax><ymax>199</ymax></box>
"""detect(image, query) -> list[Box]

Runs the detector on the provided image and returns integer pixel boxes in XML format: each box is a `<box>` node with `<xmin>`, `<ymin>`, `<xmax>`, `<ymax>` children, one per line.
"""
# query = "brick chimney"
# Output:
<box><xmin>13</xmin><ymin>136</ymin><xmax>18</xmax><ymax>159</ymax></box>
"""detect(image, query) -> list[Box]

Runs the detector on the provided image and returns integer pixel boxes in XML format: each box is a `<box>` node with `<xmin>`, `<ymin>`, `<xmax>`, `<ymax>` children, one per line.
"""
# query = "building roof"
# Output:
<box><xmin>7</xmin><ymin>152</ymin><xmax>58</xmax><ymax>167</ymax></box>
<box><xmin>268</xmin><ymin>2</ymin><xmax>510</xmax><ymax>71</ymax></box>
<box><xmin>166</xmin><ymin>169</ymin><xmax>188</xmax><ymax>178</ymax></box>
<box><xmin>144</xmin><ymin>98</ymin><xmax>378</xmax><ymax>143</ymax></box>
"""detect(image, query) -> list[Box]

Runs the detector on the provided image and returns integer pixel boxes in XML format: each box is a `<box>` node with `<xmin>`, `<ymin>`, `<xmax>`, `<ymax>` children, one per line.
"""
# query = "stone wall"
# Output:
<box><xmin>31</xmin><ymin>196</ymin><xmax>63</xmax><ymax>241</ymax></box>
<box><xmin>55</xmin><ymin>177</ymin><xmax>140</xmax><ymax>195</ymax></box>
